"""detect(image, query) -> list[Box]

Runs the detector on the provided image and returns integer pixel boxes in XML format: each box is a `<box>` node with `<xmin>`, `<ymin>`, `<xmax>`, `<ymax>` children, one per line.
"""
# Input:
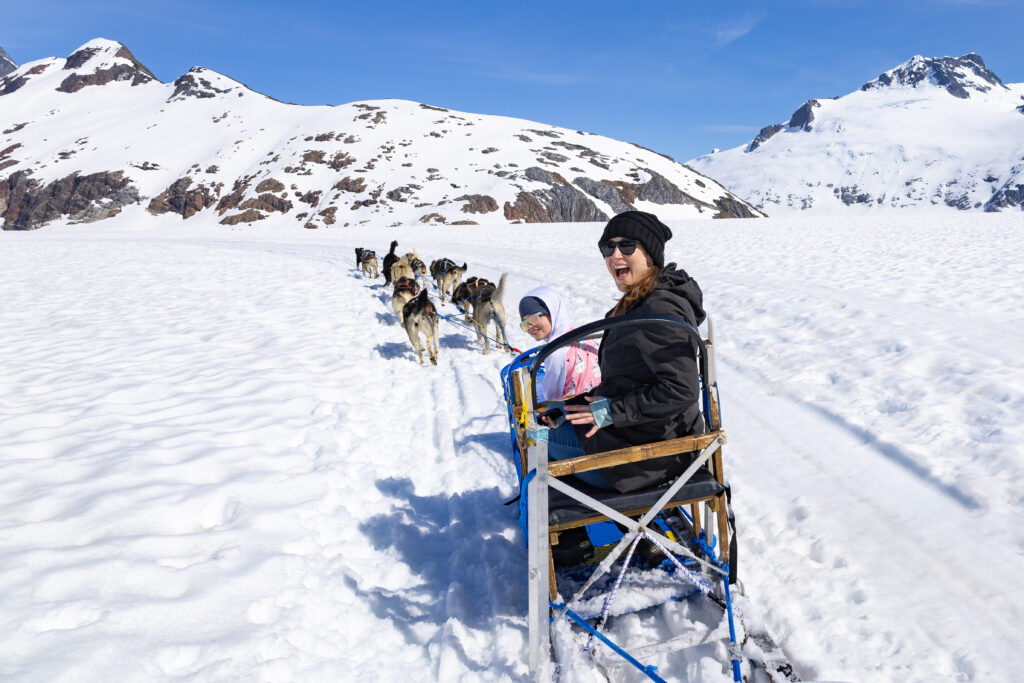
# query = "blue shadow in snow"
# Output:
<box><xmin>352</xmin><ymin>477</ymin><xmax>526</xmax><ymax>674</ymax></box>
<box><xmin>439</xmin><ymin>333</ymin><xmax>478</xmax><ymax>351</ymax></box>
<box><xmin>802</xmin><ymin>402</ymin><xmax>982</xmax><ymax>511</ymax></box>
<box><xmin>376</xmin><ymin>341</ymin><xmax>412</xmax><ymax>360</ymax></box>
<box><xmin>458</xmin><ymin>430</ymin><xmax>510</xmax><ymax>454</ymax></box>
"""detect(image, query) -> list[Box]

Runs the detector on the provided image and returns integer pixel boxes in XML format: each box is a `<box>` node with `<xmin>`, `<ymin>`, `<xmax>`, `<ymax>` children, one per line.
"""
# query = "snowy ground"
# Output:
<box><xmin>1</xmin><ymin>209</ymin><xmax>1022</xmax><ymax>682</ymax></box>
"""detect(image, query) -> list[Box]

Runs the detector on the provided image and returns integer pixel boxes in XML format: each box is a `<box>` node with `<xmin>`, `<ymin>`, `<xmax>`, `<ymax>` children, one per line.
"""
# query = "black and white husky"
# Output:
<box><xmin>402</xmin><ymin>289</ymin><xmax>440</xmax><ymax>365</ymax></box>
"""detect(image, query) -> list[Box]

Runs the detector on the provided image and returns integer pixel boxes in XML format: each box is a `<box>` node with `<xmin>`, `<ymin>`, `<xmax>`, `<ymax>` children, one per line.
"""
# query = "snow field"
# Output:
<box><xmin>1</xmin><ymin>210</ymin><xmax>1022</xmax><ymax>682</ymax></box>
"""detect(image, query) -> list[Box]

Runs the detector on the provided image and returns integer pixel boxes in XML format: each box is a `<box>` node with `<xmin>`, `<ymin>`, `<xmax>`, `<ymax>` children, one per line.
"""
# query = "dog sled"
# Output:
<box><xmin>500</xmin><ymin>315</ymin><xmax>799</xmax><ymax>682</ymax></box>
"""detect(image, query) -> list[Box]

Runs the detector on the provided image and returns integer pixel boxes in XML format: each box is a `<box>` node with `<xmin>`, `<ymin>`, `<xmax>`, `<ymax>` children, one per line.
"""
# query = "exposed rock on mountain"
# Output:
<box><xmin>57</xmin><ymin>43</ymin><xmax>155</xmax><ymax>93</ymax></box>
<box><xmin>2</xmin><ymin>170</ymin><xmax>141</xmax><ymax>230</ymax></box>
<box><xmin>690</xmin><ymin>53</ymin><xmax>1024</xmax><ymax>213</ymax></box>
<box><xmin>787</xmin><ymin>100</ymin><xmax>821</xmax><ymax>131</ymax></box>
<box><xmin>747</xmin><ymin>124</ymin><xmax>784</xmax><ymax>152</ymax></box>
<box><xmin>0</xmin><ymin>47</ymin><xmax>16</xmax><ymax>78</ymax></box>
<box><xmin>0</xmin><ymin>38</ymin><xmax>761</xmax><ymax>230</ymax></box>
<box><xmin>860</xmin><ymin>53</ymin><xmax>1005</xmax><ymax>100</ymax></box>
<box><xmin>147</xmin><ymin>177</ymin><xmax>221</xmax><ymax>218</ymax></box>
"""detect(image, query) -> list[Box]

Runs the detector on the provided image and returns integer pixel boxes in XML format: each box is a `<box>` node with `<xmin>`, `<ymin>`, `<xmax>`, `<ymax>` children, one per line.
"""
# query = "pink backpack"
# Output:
<box><xmin>563</xmin><ymin>339</ymin><xmax>601</xmax><ymax>396</ymax></box>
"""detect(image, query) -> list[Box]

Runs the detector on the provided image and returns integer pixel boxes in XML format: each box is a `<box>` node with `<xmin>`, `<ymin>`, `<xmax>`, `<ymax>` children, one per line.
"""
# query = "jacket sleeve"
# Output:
<box><xmin>608</xmin><ymin>296</ymin><xmax>700</xmax><ymax>427</ymax></box>
<box><xmin>540</xmin><ymin>347</ymin><xmax>568</xmax><ymax>401</ymax></box>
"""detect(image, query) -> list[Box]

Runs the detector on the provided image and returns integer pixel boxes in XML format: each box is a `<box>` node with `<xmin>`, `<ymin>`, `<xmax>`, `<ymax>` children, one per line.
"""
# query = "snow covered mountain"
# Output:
<box><xmin>0</xmin><ymin>39</ymin><xmax>761</xmax><ymax>231</ymax></box>
<box><xmin>0</xmin><ymin>46</ymin><xmax>16</xmax><ymax>78</ymax></box>
<box><xmin>688</xmin><ymin>53</ymin><xmax>1024</xmax><ymax>213</ymax></box>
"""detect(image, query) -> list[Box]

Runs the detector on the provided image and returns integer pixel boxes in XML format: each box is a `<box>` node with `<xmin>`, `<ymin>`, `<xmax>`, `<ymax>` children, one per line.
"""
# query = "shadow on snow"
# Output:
<box><xmin>353</xmin><ymin>477</ymin><xmax>527</xmax><ymax>674</ymax></box>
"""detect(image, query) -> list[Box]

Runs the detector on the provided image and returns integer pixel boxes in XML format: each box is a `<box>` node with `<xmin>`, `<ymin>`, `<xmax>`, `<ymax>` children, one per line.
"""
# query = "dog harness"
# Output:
<box><xmin>396</xmin><ymin>279</ymin><xmax>419</xmax><ymax>296</ymax></box>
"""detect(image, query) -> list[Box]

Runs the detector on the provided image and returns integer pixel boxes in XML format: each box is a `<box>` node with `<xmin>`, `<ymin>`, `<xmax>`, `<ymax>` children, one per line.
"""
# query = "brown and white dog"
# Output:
<box><xmin>429</xmin><ymin>258</ymin><xmax>467</xmax><ymax>304</ymax></box>
<box><xmin>469</xmin><ymin>273</ymin><xmax>510</xmax><ymax>355</ymax></box>
<box><xmin>402</xmin><ymin>289</ymin><xmax>440</xmax><ymax>365</ymax></box>
<box><xmin>382</xmin><ymin>240</ymin><xmax>399</xmax><ymax>285</ymax></box>
<box><xmin>452</xmin><ymin>276</ymin><xmax>494</xmax><ymax>320</ymax></box>
<box><xmin>408</xmin><ymin>251</ymin><xmax>427</xmax><ymax>280</ymax></box>
<box><xmin>358</xmin><ymin>249</ymin><xmax>379</xmax><ymax>278</ymax></box>
<box><xmin>391</xmin><ymin>276</ymin><xmax>420</xmax><ymax>323</ymax></box>
<box><xmin>390</xmin><ymin>257</ymin><xmax>415</xmax><ymax>284</ymax></box>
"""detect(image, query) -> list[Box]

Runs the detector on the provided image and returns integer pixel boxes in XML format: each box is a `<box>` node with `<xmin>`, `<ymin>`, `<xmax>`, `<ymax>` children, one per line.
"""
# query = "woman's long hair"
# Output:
<box><xmin>610</xmin><ymin>261</ymin><xmax>660</xmax><ymax>317</ymax></box>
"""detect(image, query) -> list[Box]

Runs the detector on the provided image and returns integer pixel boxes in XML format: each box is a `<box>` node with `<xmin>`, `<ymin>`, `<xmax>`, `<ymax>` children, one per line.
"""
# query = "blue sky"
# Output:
<box><xmin>4</xmin><ymin>0</ymin><xmax>1021</xmax><ymax>162</ymax></box>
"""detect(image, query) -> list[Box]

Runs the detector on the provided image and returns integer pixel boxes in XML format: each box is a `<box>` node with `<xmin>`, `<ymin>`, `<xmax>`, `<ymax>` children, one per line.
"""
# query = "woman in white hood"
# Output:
<box><xmin>518</xmin><ymin>286</ymin><xmax>601</xmax><ymax>402</ymax></box>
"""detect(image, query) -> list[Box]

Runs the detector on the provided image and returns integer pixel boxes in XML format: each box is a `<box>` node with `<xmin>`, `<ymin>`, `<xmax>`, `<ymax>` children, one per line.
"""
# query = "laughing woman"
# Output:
<box><xmin>549</xmin><ymin>210</ymin><xmax>707</xmax><ymax>494</ymax></box>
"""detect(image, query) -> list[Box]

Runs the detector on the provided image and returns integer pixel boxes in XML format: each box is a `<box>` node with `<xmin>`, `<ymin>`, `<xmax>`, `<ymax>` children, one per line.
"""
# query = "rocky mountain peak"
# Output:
<box><xmin>57</xmin><ymin>39</ymin><xmax>157</xmax><ymax>93</ymax></box>
<box><xmin>169</xmin><ymin>66</ymin><xmax>245</xmax><ymax>102</ymax></box>
<box><xmin>0</xmin><ymin>47</ymin><xmax>16</xmax><ymax>78</ymax></box>
<box><xmin>860</xmin><ymin>53</ymin><xmax>1005</xmax><ymax>99</ymax></box>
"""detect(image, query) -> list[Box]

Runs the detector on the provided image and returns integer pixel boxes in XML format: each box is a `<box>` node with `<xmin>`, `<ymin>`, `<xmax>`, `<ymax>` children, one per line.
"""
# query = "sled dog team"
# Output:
<box><xmin>353</xmin><ymin>240</ymin><xmax>511</xmax><ymax>365</ymax></box>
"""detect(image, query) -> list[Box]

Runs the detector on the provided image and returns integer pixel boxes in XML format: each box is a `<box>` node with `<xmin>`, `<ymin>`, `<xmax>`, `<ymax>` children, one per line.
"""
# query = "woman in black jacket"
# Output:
<box><xmin>562</xmin><ymin>210</ymin><xmax>706</xmax><ymax>493</ymax></box>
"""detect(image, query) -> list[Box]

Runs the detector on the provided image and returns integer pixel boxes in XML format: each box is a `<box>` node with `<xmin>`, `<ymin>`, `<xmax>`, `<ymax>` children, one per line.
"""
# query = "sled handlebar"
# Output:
<box><xmin>528</xmin><ymin>313</ymin><xmax>708</xmax><ymax>409</ymax></box>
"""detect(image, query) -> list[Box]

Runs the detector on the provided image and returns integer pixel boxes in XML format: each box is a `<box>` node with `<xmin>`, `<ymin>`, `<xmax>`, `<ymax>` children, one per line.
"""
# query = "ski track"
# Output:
<box><xmin>0</xmin><ymin>213</ymin><xmax>1021</xmax><ymax>682</ymax></box>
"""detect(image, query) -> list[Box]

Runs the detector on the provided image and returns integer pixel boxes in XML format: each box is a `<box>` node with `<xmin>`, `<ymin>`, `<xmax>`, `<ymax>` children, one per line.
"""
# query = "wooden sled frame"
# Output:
<box><xmin>500</xmin><ymin>314</ymin><xmax>739</xmax><ymax>681</ymax></box>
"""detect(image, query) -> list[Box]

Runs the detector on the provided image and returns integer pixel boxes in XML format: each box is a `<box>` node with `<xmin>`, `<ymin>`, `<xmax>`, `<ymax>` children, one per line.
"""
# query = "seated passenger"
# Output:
<box><xmin>518</xmin><ymin>286</ymin><xmax>601</xmax><ymax>403</ymax></box>
<box><xmin>546</xmin><ymin>210</ymin><xmax>707</xmax><ymax>494</ymax></box>
<box><xmin>543</xmin><ymin>210</ymin><xmax>707</xmax><ymax>567</ymax></box>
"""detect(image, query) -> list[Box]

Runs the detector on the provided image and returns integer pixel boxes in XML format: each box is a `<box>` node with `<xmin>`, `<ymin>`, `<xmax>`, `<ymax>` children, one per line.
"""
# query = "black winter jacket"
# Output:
<box><xmin>572</xmin><ymin>264</ymin><xmax>707</xmax><ymax>493</ymax></box>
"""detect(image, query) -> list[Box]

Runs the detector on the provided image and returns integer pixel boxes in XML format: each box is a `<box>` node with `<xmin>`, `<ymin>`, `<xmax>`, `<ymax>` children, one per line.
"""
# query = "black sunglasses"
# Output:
<box><xmin>598</xmin><ymin>239</ymin><xmax>640</xmax><ymax>257</ymax></box>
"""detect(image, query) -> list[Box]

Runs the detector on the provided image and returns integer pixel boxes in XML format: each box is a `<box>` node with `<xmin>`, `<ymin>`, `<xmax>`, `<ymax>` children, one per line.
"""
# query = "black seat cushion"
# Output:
<box><xmin>548</xmin><ymin>468</ymin><xmax>723</xmax><ymax>526</ymax></box>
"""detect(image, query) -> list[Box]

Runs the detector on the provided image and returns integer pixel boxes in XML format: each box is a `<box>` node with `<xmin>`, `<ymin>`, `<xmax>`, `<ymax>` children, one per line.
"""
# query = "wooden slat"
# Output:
<box><xmin>547</xmin><ymin>431</ymin><xmax>726</xmax><ymax>477</ymax></box>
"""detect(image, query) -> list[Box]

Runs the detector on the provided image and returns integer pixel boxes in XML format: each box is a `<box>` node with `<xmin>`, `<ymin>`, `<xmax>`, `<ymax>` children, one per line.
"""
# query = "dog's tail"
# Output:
<box><xmin>493</xmin><ymin>273</ymin><xmax>509</xmax><ymax>304</ymax></box>
<box><xmin>413</xmin><ymin>288</ymin><xmax>435</xmax><ymax>315</ymax></box>
<box><xmin>388</xmin><ymin>240</ymin><xmax>398</xmax><ymax>256</ymax></box>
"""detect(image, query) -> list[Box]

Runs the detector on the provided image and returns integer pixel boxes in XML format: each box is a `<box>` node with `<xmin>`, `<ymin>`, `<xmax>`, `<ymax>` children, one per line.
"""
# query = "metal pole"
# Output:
<box><xmin>527</xmin><ymin>425</ymin><xmax>551</xmax><ymax>680</ymax></box>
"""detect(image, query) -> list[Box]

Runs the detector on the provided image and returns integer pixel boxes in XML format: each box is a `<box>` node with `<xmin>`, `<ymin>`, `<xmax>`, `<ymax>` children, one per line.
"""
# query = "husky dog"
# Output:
<box><xmin>430</xmin><ymin>258</ymin><xmax>467</xmax><ymax>304</ymax></box>
<box><xmin>382</xmin><ymin>240</ymin><xmax>399</xmax><ymax>285</ymax></box>
<box><xmin>409</xmin><ymin>252</ymin><xmax>427</xmax><ymax>279</ymax></box>
<box><xmin>452</xmin><ymin>276</ymin><xmax>494</xmax><ymax>319</ymax></box>
<box><xmin>391</xmin><ymin>276</ymin><xmax>420</xmax><ymax>323</ymax></box>
<box><xmin>358</xmin><ymin>249</ymin><xmax>379</xmax><ymax>278</ymax></box>
<box><xmin>402</xmin><ymin>289</ymin><xmax>440</xmax><ymax>365</ymax></box>
<box><xmin>355</xmin><ymin>247</ymin><xmax>365</xmax><ymax>266</ymax></box>
<box><xmin>390</xmin><ymin>257</ymin><xmax>415</xmax><ymax>284</ymax></box>
<box><xmin>470</xmin><ymin>273</ymin><xmax>510</xmax><ymax>355</ymax></box>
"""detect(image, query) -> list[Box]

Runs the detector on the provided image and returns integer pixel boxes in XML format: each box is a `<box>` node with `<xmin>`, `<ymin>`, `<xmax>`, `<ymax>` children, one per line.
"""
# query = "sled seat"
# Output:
<box><xmin>548</xmin><ymin>466</ymin><xmax>724</xmax><ymax>529</ymax></box>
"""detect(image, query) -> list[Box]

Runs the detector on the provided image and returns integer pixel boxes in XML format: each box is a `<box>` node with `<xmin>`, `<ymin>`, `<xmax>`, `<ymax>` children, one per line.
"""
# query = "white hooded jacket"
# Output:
<box><xmin>523</xmin><ymin>286</ymin><xmax>599</xmax><ymax>402</ymax></box>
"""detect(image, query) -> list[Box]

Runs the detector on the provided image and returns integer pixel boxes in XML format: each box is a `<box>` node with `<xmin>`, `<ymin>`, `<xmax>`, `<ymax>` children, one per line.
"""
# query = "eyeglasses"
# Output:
<box><xmin>520</xmin><ymin>313</ymin><xmax>543</xmax><ymax>332</ymax></box>
<box><xmin>598</xmin><ymin>238</ymin><xmax>640</xmax><ymax>257</ymax></box>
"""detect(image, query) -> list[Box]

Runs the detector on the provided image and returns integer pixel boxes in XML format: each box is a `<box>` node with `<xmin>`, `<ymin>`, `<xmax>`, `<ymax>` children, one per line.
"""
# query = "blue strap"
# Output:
<box><xmin>558</xmin><ymin>605</ymin><xmax>667</xmax><ymax>682</ymax></box>
<box><xmin>722</xmin><ymin>578</ymin><xmax>743</xmax><ymax>682</ymax></box>
<box><xmin>694</xmin><ymin>530</ymin><xmax>718</xmax><ymax>560</ymax></box>
<box><xmin>436</xmin><ymin>313</ymin><xmax>516</xmax><ymax>352</ymax></box>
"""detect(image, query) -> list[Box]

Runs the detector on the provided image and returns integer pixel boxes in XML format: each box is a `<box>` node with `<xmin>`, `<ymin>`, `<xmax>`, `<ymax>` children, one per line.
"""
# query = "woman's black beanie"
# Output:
<box><xmin>598</xmin><ymin>211</ymin><xmax>673</xmax><ymax>267</ymax></box>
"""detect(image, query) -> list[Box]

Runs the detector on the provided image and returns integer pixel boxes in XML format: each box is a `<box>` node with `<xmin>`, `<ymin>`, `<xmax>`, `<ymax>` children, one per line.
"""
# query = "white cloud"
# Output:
<box><xmin>714</xmin><ymin>13</ymin><xmax>765</xmax><ymax>45</ymax></box>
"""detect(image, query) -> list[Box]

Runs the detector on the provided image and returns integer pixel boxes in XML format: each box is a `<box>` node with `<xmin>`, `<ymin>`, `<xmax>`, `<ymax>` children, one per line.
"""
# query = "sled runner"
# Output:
<box><xmin>500</xmin><ymin>315</ymin><xmax>799</xmax><ymax>682</ymax></box>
